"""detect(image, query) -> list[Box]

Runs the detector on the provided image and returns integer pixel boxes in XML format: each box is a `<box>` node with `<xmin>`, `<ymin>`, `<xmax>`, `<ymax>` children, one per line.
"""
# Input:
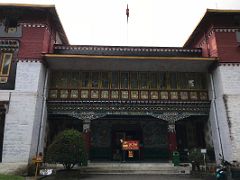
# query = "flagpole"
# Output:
<box><xmin>126</xmin><ymin>4</ymin><xmax>129</xmax><ymax>45</ymax></box>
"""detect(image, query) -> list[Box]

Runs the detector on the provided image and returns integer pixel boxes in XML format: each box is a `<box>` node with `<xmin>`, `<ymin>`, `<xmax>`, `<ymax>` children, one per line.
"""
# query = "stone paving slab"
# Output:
<box><xmin>29</xmin><ymin>174</ymin><xmax>215</xmax><ymax>180</ymax></box>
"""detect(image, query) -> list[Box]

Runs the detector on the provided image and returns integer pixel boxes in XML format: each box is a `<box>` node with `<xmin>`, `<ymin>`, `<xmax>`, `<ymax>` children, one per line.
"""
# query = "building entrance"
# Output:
<box><xmin>112</xmin><ymin>125</ymin><xmax>143</xmax><ymax>161</ymax></box>
<box><xmin>90</xmin><ymin>115</ymin><xmax>168</xmax><ymax>162</ymax></box>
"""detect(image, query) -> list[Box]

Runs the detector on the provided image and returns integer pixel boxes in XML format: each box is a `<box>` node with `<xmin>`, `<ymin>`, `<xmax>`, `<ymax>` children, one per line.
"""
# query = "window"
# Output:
<box><xmin>0</xmin><ymin>53</ymin><xmax>13</xmax><ymax>83</ymax></box>
<box><xmin>69</xmin><ymin>72</ymin><xmax>80</xmax><ymax>88</ymax></box>
<box><xmin>120</xmin><ymin>72</ymin><xmax>129</xmax><ymax>89</ymax></box>
<box><xmin>159</xmin><ymin>72</ymin><xmax>167</xmax><ymax>89</ymax></box>
<box><xmin>91</xmin><ymin>72</ymin><xmax>99</xmax><ymax>88</ymax></box>
<box><xmin>169</xmin><ymin>72</ymin><xmax>177</xmax><ymax>89</ymax></box>
<box><xmin>3</xmin><ymin>17</ymin><xmax>18</xmax><ymax>33</ymax></box>
<box><xmin>82</xmin><ymin>72</ymin><xmax>90</xmax><ymax>88</ymax></box>
<box><xmin>149</xmin><ymin>72</ymin><xmax>158</xmax><ymax>89</ymax></box>
<box><xmin>130</xmin><ymin>72</ymin><xmax>138</xmax><ymax>89</ymax></box>
<box><xmin>139</xmin><ymin>72</ymin><xmax>148</xmax><ymax>89</ymax></box>
<box><xmin>111</xmin><ymin>72</ymin><xmax>119</xmax><ymax>89</ymax></box>
<box><xmin>101</xmin><ymin>72</ymin><xmax>109</xmax><ymax>88</ymax></box>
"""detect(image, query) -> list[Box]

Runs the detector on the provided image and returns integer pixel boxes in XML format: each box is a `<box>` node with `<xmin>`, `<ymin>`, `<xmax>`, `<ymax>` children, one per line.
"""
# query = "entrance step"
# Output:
<box><xmin>79</xmin><ymin>163</ymin><xmax>191</xmax><ymax>175</ymax></box>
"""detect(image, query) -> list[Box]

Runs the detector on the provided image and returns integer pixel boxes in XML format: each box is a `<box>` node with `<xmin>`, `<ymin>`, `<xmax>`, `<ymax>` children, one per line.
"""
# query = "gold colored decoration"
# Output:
<box><xmin>141</xmin><ymin>91</ymin><xmax>148</xmax><ymax>99</ymax></box>
<box><xmin>170</xmin><ymin>92</ymin><xmax>178</xmax><ymax>100</ymax></box>
<box><xmin>160</xmin><ymin>91</ymin><xmax>168</xmax><ymax>100</ymax></box>
<box><xmin>150</xmin><ymin>91</ymin><xmax>159</xmax><ymax>100</ymax></box>
<box><xmin>121</xmin><ymin>91</ymin><xmax>129</xmax><ymax>99</ymax></box>
<box><xmin>49</xmin><ymin>90</ymin><xmax>58</xmax><ymax>98</ymax></box>
<box><xmin>70</xmin><ymin>90</ymin><xmax>78</xmax><ymax>98</ymax></box>
<box><xmin>91</xmin><ymin>90</ymin><xmax>99</xmax><ymax>99</ymax></box>
<box><xmin>200</xmin><ymin>92</ymin><xmax>208</xmax><ymax>100</ymax></box>
<box><xmin>81</xmin><ymin>90</ymin><xmax>89</xmax><ymax>99</ymax></box>
<box><xmin>111</xmin><ymin>91</ymin><xmax>119</xmax><ymax>99</ymax></box>
<box><xmin>190</xmin><ymin>92</ymin><xmax>198</xmax><ymax>100</ymax></box>
<box><xmin>180</xmin><ymin>92</ymin><xmax>188</xmax><ymax>100</ymax></box>
<box><xmin>101</xmin><ymin>90</ymin><xmax>109</xmax><ymax>99</ymax></box>
<box><xmin>60</xmin><ymin>90</ymin><xmax>68</xmax><ymax>98</ymax></box>
<box><xmin>131</xmin><ymin>91</ymin><xmax>139</xmax><ymax>99</ymax></box>
<box><xmin>0</xmin><ymin>77</ymin><xmax>7</xmax><ymax>83</ymax></box>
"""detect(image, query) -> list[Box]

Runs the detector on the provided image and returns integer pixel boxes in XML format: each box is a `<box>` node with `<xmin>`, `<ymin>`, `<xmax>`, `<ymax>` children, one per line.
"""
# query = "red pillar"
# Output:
<box><xmin>83</xmin><ymin>131</ymin><xmax>91</xmax><ymax>153</ymax></box>
<box><xmin>168</xmin><ymin>124</ymin><xmax>177</xmax><ymax>153</ymax></box>
<box><xmin>83</xmin><ymin>122</ymin><xmax>91</xmax><ymax>160</ymax></box>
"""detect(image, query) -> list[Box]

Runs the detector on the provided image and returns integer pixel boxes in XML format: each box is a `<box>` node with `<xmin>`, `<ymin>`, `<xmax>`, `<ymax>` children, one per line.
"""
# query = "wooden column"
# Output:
<box><xmin>83</xmin><ymin>120</ymin><xmax>91</xmax><ymax>160</ymax></box>
<box><xmin>168</xmin><ymin>123</ymin><xmax>177</xmax><ymax>153</ymax></box>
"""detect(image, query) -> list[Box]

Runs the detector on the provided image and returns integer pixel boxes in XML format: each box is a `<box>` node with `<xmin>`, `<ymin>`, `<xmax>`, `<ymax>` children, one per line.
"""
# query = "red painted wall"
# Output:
<box><xmin>18</xmin><ymin>25</ymin><xmax>57</xmax><ymax>60</ymax></box>
<box><xmin>215</xmin><ymin>32</ymin><xmax>240</xmax><ymax>62</ymax></box>
<box><xmin>18</xmin><ymin>26</ymin><xmax>46</xmax><ymax>59</ymax></box>
<box><xmin>15</xmin><ymin>15</ymin><xmax>57</xmax><ymax>60</ymax></box>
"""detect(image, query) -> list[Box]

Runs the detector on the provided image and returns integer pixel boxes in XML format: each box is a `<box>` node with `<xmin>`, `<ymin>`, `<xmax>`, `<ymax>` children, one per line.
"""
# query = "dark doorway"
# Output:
<box><xmin>112</xmin><ymin>123</ymin><xmax>143</xmax><ymax>161</ymax></box>
<box><xmin>175</xmin><ymin>116</ymin><xmax>208</xmax><ymax>162</ymax></box>
<box><xmin>0</xmin><ymin>114</ymin><xmax>5</xmax><ymax>162</ymax></box>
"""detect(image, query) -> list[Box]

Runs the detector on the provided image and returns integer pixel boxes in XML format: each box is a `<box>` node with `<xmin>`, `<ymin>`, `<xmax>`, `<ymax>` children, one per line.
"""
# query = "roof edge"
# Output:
<box><xmin>183</xmin><ymin>8</ymin><xmax>240</xmax><ymax>48</ymax></box>
<box><xmin>44</xmin><ymin>53</ymin><xmax>218</xmax><ymax>61</ymax></box>
<box><xmin>0</xmin><ymin>3</ymin><xmax>69</xmax><ymax>45</ymax></box>
<box><xmin>0</xmin><ymin>3</ymin><xmax>55</xmax><ymax>8</ymax></box>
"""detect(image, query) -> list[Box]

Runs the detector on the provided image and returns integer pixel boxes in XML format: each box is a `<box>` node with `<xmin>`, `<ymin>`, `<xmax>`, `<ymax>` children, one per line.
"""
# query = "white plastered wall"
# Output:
<box><xmin>209</xmin><ymin>64</ymin><xmax>240</xmax><ymax>163</ymax></box>
<box><xmin>2</xmin><ymin>61</ymin><xmax>48</xmax><ymax>163</ymax></box>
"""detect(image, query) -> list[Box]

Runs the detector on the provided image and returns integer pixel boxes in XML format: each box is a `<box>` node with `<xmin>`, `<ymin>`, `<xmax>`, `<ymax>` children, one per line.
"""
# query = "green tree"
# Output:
<box><xmin>45</xmin><ymin>129</ymin><xmax>87</xmax><ymax>169</ymax></box>
<box><xmin>188</xmin><ymin>148</ymin><xmax>204</xmax><ymax>171</ymax></box>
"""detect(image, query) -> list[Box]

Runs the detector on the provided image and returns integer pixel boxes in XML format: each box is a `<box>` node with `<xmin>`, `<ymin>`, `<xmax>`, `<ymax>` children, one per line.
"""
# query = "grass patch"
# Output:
<box><xmin>0</xmin><ymin>174</ymin><xmax>24</xmax><ymax>180</ymax></box>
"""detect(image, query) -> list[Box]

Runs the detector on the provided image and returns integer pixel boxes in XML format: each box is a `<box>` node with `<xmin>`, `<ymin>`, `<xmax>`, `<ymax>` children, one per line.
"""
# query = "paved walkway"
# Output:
<box><xmin>26</xmin><ymin>174</ymin><xmax>214</xmax><ymax>180</ymax></box>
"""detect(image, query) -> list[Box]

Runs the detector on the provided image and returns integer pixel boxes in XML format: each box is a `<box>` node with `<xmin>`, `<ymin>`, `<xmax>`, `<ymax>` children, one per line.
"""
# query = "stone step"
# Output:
<box><xmin>79</xmin><ymin>163</ymin><xmax>191</xmax><ymax>175</ymax></box>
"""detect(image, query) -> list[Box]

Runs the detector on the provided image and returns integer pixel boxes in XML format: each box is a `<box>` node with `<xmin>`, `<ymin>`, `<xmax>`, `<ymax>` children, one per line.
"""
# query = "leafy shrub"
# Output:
<box><xmin>189</xmin><ymin>148</ymin><xmax>204</xmax><ymax>165</ymax></box>
<box><xmin>45</xmin><ymin>129</ymin><xmax>87</xmax><ymax>169</ymax></box>
<box><xmin>189</xmin><ymin>148</ymin><xmax>207</xmax><ymax>171</ymax></box>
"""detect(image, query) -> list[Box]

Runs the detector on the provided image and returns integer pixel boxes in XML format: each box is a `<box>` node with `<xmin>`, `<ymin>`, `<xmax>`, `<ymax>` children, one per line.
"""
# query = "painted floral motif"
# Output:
<box><xmin>111</xmin><ymin>91</ymin><xmax>119</xmax><ymax>99</ymax></box>
<box><xmin>190</xmin><ymin>92</ymin><xmax>198</xmax><ymax>100</ymax></box>
<box><xmin>131</xmin><ymin>91</ymin><xmax>138</xmax><ymax>99</ymax></box>
<box><xmin>101</xmin><ymin>90</ymin><xmax>109</xmax><ymax>99</ymax></box>
<box><xmin>150</xmin><ymin>91</ymin><xmax>158</xmax><ymax>100</ymax></box>
<box><xmin>170</xmin><ymin>92</ymin><xmax>178</xmax><ymax>100</ymax></box>
<box><xmin>91</xmin><ymin>90</ymin><xmax>99</xmax><ymax>99</ymax></box>
<box><xmin>160</xmin><ymin>91</ymin><xmax>168</xmax><ymax>100</ymax></box>
<box><xmin>141</xmin><ymin>91</ymin><xmax>148</xmax><ymax>99</ymax></box>
<box><xmin>70</xmin><ymin>90</ymin><xmax>78</xmax><ymax>98</ymax></box>
<box><xmin>121</xmin><ymin>91</ymin><xmax>129</xmax><ymax>99</ymax></box>
<box><xmin>180</xmin><ymin>92</ymin><xmax>188</xmax><ymax>100</ymax></box>
<box><xmin>81</xmin><ymin>90</ymin><xmax>89</xmax><ymax>98</ymax></box>
<box><xmin>60</xmin><ymin>90</ymin><xmax>68</xmax><ymax>98</ymax></box>
<box><xmin>49</xmin><ymin>90</ymin><xmax>58</xmax><ymax>98</ymax></box>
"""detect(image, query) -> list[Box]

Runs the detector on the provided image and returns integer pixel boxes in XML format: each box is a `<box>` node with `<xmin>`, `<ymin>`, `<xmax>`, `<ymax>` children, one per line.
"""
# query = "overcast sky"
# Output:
<box><xmin>1</xmin><ymin>0</ymin><xmax>240</xmax><ymax>47</ymax></box>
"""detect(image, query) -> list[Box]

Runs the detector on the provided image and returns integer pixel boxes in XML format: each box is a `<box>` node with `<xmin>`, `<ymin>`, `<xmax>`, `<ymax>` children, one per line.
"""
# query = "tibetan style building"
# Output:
<box><xmin>0</xmin><ymin>3</ymin><xmax>240</xmax><ymax>172</ymax></box>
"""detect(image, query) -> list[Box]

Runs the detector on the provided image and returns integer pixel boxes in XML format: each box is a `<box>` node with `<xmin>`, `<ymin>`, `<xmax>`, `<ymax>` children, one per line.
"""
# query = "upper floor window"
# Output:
<box><xmin>0</xmin><ymin>17</ymin><xmax>22</xmax><ymax>37</ymax></box>
<box><xmin>3</xmin><ymin>17</ymin><xmax>18</xmax><ymax>33</ymax></box>
<box><xmin>50</xmin><ymin>71</ymin><xmax>207</xmax><ymax>91</ymax></box>
<box><xmin>0</xmin><ymin>53</ymin><xmax>13</xmax><ymax>83</ymax></box>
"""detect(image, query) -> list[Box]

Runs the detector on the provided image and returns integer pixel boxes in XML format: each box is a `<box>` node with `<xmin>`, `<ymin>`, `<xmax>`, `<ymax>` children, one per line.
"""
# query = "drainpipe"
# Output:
<box><xmin>36</xmin><ymin>68</ymin><xmax>49</xmax><ymax>155</ymax></box>
<box><xmin>210</xmin><ymin>73</ymin><xmax>224</xmax><ymax>162</ymax></box>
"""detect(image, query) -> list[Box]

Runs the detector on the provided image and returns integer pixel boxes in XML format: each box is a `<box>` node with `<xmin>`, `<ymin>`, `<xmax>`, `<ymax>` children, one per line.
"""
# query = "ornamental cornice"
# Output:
<box><xmin>219</xmin><ymin>63</ymin><xmax>240</xmax><ymax>66</ymax></box>
<box><xmin>47</xmin><ymin>101</ymin><xmax>210</xmax><ymax>118</ymax></box>
<box><xmin>71</xmin><ymin>112</ymin><xmax>106</xmax><ymax>121</ymax></box>
<box><xmin>151</xmin><ymin>112</ymin><xmax>191</xmax><ymax>123</ymax></box>
<box><xmin>17</xmin><ymin>58</ymin><xmax>43</xmax><ymax>62</ymax></box>
<box><xmin>0</xmin><ymin>40</ymin><xmax>19</xmax><ymax>52</ymax></box>
<box><xmin>54</xmin><ymin>45</ymin><xmax>202</xmax><ymax>53</ymax></box>
<box><xmin>21</xmin><ymin>23</ymin><xmax>47</xmax><ymax>28</ymax></box>
<box><xmin>214</xmin><ymin>28</ymin><xmax>238</xmax><ymax>33</ymax></box>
